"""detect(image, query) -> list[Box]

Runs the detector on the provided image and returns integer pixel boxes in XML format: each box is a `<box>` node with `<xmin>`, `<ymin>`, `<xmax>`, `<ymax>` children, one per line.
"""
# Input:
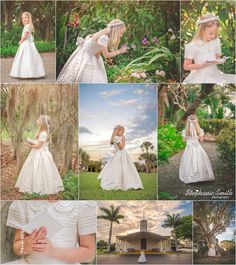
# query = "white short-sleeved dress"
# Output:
<box><xmin>4</xmin><ymin>201</ymin><xmax>96</xmax><ymax>264</ymax></box>
<box><xmin>98</xmin><ymin>136</ymin><xmax>143</xmax><ymax>190</ymax></box>
<box><xmin>183</xmin><ymin>38</ymin><xmax>235</xmax><ymax>83</ymax></box>
<box><xmin>179</xmin><ymin>129</ymin><xmax>215</xmax><ymax>184</ymax></box>
<box><xmin>57</xmin><ymin>35</ymin><xmax>109</xmax><ymax>83</ymax></box>
<box><xmin>15</xmin><ymin>131</ymin><xmax>64</xmax><ymax>195</ymax></box>
<box><xmin>10</xmin><ymin>24</ymin><xmax>45</xmax><ymax>78</ymax></box>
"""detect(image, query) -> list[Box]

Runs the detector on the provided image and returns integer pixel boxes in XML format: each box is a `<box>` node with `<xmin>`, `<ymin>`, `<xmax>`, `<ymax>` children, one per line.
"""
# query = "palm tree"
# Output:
<box><xmin>139</xmin><ymin>141</ymin><xmax>156</xmax><ymax>173</ymax></box>
<box><xmin>162</xmin><ymin>213</ymin><xmax>182</xmax><ymax>251</ymax></box>
<box><xmin>79</xmin><ymin>148</ymin><xmax>90</xmax><ymax>171</ymax></box>
<box><xmin>98</xmin><ymin>205</ymin><xmax>124</xmax><ymax>252</ymax></box>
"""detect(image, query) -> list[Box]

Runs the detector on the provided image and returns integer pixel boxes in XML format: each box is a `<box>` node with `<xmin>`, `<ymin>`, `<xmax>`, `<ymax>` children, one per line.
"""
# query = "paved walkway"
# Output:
<box><xmin>1</xmin><ymin>52</ymin><xmax>56</xmax><ymax>83</ymax></box>
<box><xmin>97</xmin><ymin>253</ymin><xmax>192</xmax><ymax>264</ymax></box>
<box><xmin>158</xmin><ymin>142</ymin><xmax>235</xmax><ymax>200</ymax></box>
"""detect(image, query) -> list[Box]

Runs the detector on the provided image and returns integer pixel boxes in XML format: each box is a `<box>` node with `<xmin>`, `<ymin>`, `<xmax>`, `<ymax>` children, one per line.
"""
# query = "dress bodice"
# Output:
<box><xmin>22</xmin><ymin>24</ymin><xmax>34</xmax><ymax>42</ymax></box>
<box><xmin>6</xmin><ymin>201</ymin><xmax>96</xmax><ymax>264</ymax></box>
<box><xmin>182</xmin><ymin>129</ymin><xmax>204</xmax><ymax>145</ymax></box>
<box><xmin>184</xmin><ymin>38</ymin><xmax>221</xmax><ymax>65</ymax></box>
<box><xmin>36</xmin><ymin>131</ymin><xmax>49</xmax><ymax>150</ymax></box>
<box><xmin>80</xmin><ymin>35</ymin><xmax>109</xmax><ymax>56</ymax></box>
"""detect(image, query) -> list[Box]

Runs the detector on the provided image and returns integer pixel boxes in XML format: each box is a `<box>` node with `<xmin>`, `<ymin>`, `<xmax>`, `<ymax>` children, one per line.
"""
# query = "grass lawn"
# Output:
<box><xmin>79</xmin><ymin>172</ymin><xmax>157</xmax><ymax>200</ymax></box>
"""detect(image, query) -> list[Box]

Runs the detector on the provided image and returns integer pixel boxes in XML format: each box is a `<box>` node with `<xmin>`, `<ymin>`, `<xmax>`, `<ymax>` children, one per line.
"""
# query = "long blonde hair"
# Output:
<box><xmin>185</xmin><ymin>115</ymin><xmax>201</xmax><ymax>137</ymax></box>
<box><xmin>93</xmin><ymin>19</ymin><xmax>126</xmax><ymax>51</ymax></box>
<box><xmin>193</xmin><ymin>13</ymin><xmax>219</xmax><ymax>41</ymax></box>
<box><xmin>36</xmin><ymin>115</ymin><xmax>51</xmax><ymax>142</ymax></box>
<box><xmin>22</xmin><ymin>11</ymin><xmax>34</xmax><ymax>33</ymax></box>
<box><xmin>110</xmin><ymin>125</ymin><xmax>124</xmax><ymax>145</ymax></box>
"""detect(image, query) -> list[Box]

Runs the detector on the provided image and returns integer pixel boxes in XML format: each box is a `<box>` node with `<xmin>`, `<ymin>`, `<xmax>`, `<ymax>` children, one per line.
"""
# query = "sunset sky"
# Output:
<box><xmin>97</xmin><ymin>200</ymin><xmax>192</xmax><ymax>243</ymax></box>
<box><xmin>79</xmin><ymin>83</ymin><xmax>157</xmax><ymax>161</ymax></box>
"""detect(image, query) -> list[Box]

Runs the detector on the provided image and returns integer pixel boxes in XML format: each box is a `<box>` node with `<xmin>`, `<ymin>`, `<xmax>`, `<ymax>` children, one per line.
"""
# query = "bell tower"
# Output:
<box><xmin>140</xmin><ymin>211</ymin><xmax>147</xmax><ymax>232</ymax></box>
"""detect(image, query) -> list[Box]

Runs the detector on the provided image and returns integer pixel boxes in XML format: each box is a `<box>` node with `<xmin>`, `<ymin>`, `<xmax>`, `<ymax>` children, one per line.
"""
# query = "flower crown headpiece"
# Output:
<box><xmin>197</xmin><ymin>15</ymin><xmax>219</xmax><ymax>26</ymax></box>
<box><xmin>107</xmin><ymin>22</ymin><xmax>124</xmax><ymax>28</ymax></box>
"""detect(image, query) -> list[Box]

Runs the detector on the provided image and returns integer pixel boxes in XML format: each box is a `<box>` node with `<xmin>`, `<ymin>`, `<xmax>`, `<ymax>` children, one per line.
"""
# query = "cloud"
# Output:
<box><xmin>98</xmin><ymin>89</ymin><xmax>125</xmax><ymax>98</ymax></box>
<box><xmin>109</xmin><ymin>98</ymin><xmax>140</xmax><ymax>107</ymax></box>
<box><xmin>79</xmin><ymin>127</ymin><xmax>93</xmax><ymax>134</ymax></box>
<box><xmin>97</xmin><ymin>201</ymin><xmax>191</xmax><ymax>242</ymax></box>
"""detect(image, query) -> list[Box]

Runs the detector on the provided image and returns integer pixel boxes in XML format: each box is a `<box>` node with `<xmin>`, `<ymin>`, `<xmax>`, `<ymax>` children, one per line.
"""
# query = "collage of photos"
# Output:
<box><xmin>0</xmin><ymin>0</ymin><xmax>235</xmax><ymax>265</ymax></box>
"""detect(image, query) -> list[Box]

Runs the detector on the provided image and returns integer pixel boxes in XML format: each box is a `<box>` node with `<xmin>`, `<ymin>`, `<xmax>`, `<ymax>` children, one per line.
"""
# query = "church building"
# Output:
<box><xmin>116</xmin><ymin>218</ymin><xmax>172</xmax><ymax>253</ymax></box>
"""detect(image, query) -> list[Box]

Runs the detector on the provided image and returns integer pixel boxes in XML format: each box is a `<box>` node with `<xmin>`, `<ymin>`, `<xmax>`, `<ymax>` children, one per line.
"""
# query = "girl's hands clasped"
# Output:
<box><xmin>21</xmin><ymin>226</ymin><xmax>47</xmax><ymax>255</ymax></box>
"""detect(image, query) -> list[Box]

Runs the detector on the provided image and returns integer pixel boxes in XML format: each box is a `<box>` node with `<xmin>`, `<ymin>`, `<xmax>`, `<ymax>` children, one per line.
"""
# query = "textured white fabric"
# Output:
<box><xmin>97</xmin><ymin>136</ymin><xmax>143</xmax><ymax>190</ymax></box>
<box><xmin>15</xmin><ymin>132</ymin><xmax>64</xmax><ymax>194</ymax></box>
<box><xmin>138</xmin><ymin>253</ymin><xmax>146</xmax><ymax>263</ymax></box>
<box><xmin>183</xmin><ymin>38</ymin><xmax>235</xmax><ymax>83</ymax></box>
<box><xmin>5</xmin><ymin>201</ymin><xmax>96</xmax><ymax>264</ymax></box>
<box><xmin>179</xmin><ymin>129</ymin><xmax>215</xmax><ymax>184</ymax></box>
<box><xmin>10</xmin><ymin>24</ymin><xmax>45</xmax><ymax>78</ymax></box>
<box><xmin>208</xmin><ymin>247</ymin><xmax>216</xmax><ymax>257</ymax></box>
<box><xmin>57</xmin><ymin>35</ymin><xmax>108</xmax><ymax>83</ymax></box>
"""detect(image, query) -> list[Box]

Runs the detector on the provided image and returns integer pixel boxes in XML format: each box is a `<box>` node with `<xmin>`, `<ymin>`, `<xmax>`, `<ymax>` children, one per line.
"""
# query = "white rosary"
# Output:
<box><xmin>20</xmin><ymin>229</ymin><xmax>24</xmax><ymax>259</ymax></box>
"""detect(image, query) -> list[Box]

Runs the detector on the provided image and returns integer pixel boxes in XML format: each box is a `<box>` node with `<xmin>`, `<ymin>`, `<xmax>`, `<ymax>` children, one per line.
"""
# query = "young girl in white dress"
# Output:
<box><xmin>3</xmin><ymin>201</ymin><xmax>96</xmax><ymax>264</ymax></box>
<box><xmin>183</xmin><ymin>13</ymin><xmax>235</xmax><ymax>83</ymax></box>
<box><xmin>138</xmin><ymin>250</ymin><xmax>146</xmax><ymax>264</ymax></box>
<box><xmin>57</xmin><ymin>19</ymin><xmax>127</xmax><ymax>83</ymax></box>
<box><xmin>97</xmin><ymin>125</ymin><xmax>143</xmax><ymax>190</ymax></box>
<box><xmin>179</xmin><ymin>115</ymin><xmax>215</xmax><ymax>184</ymax></box>
<box><xmin>10</xmin><ymin>12</ymin><xmax>45</xmax><ymax>79</ymax></box>
<box><xmin>208</xmin><ymin>243</ymin><xmax>216</xmax><ymax>257</ymax></box>
<box><xmin>15</xmin><ymin>115</ymin><xmax>64</xmax><ymax>195</ymax></box>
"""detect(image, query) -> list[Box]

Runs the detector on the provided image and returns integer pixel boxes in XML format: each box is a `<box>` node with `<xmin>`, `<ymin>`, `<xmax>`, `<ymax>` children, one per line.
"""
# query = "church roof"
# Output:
<box><xmin>116</xmin><ymin>231</ymin><xmax>169</xmax><ymax>242</ymax></box>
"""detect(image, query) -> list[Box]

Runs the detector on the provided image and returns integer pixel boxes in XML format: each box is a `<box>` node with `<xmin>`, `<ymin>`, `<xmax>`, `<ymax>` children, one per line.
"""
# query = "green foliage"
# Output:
<box><xmin>158</xmin><ymin>124</ymin><xmax>185</xmax><ymax>164</ymax></box>
<box><xmin>1</xmin><ymin>40</ymin><xmax>55</xmax><ymax>57</ymax></box>
<box><xmin>56</xmin><ymin>0</ymin><xmax>180</xmax><ymax>82</ymax></box>
<box><xmin>158</xmin><ymin>191</ymin><xmax>177</xmax><ymax>200</ymax></box>
<box><xmin>79</xmin><ymin>172</ymin><xmax>156</xmax><ymax>200</ymax></box>
<box><xmin>216</xmin><ymin>122</ymin><xmax>235</xmax><ymax>169</ymax></box>
<box><xmin>199</xmin><ymin>118</ymin><xmax>235</xmax><ymax>136</ymax></box>
<box><xmin>61</xmin><ymin>171</ymin><xmax>78</xmax><ymax>200</ymax></box>
<box><xmin>175</xmin><ymin>215</ymin><xmax>192</xmax><ymax>240</ymax></box>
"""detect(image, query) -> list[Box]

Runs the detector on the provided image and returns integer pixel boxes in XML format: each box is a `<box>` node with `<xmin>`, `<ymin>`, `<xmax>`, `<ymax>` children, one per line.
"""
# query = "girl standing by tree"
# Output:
<box><xmin>15</xmin><ymin>115</ymin><xmax>64</xmax><ymax>195</ymax></box>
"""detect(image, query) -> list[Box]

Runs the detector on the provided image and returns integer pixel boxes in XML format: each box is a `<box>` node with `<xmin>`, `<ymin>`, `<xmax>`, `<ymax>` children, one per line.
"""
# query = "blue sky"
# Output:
<box><xmin>79</xmin><ymin>83</ymin><xmax>157</xmax><ymax>161</ymax></box>
<box><xmin>97</xmin><ymin>200</ymin><xmax>192</xmax><ymax>242</ymax></box>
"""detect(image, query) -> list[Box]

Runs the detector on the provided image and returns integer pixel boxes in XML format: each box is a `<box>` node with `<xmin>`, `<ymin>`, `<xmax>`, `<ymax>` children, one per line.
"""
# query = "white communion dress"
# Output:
<box><xmin>15</xmin><ymin>131</ymin><xmax>64</xmax><ymax>194</ymax></box>
<box><xmin>4</xmin><ymin>201</ymin><xmax>96</xmax><ymax>264</ymax></box>
<box><xmin>10</xmin><ymin>24</ymin><xmax>45</xmax><ymax>78</ymax></box>
<box><xmin>179</xmin><ymin>126</ymin><xmax>215</xmax><ymax>184</ymax></box>
<box><xmin>208</xmin><ymin>246</ymin><xmax>216</xmax><ymax>257</ymax></box>
<box><xmin>183</xmin><ymin>38</ymin><xmax>235</xmax><ymax>83</ymax></box>
<box><xmin>97</xmin><ymin>136</ymin><xmax>143</xmax><ymax>190</ymax></box>
<box><xmin>57</xmin><ymin>35</ymin><xmax>108</xmax><ymax>83</ymax></box>
<box><xmin>138</xmin><ymin>252</ymin><xmax>146</xmax><ymax>263</ymax></box>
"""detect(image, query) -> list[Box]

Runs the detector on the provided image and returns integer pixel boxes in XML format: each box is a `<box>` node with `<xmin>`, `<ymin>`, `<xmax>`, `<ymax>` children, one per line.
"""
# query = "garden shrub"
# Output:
<box><xmin>216</xmin><ymin>122</ymin><xmax>235</xmax><ymax>169</ymax></box>
<box><xmin>158</xmin><ymin>124</ymin><xmax>185</xmax><ymax>164</ymax></box>
<box><xmin>199</xmin><ymin>119</ymin><xmax>235</xmax><ymax>136</ymax></box>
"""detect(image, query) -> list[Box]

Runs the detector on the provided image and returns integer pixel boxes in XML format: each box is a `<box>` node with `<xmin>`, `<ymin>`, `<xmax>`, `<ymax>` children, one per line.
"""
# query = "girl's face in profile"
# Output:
<box><xmin>36</xmin><ymin>117</ymin><xmax>42</xmax><ymax>128</ymax></box>
<box><xmin>119</xmin><ymin>27</ymin><xmax>126</xmax><ymax>38</ymax></box>
<box><xmin>22</xmin><ymin>14</ymin><xmax>29</xmax><ymax>25</ymax></box>
<box><xmin>117</xmin><ymin>128</ymin><xmax>125</xmax><ymax>136</ymax></box>
<box><xmin>203</xmin><ymin>25</ymin><xmax>218</xmax><ymax>41</ymax></box>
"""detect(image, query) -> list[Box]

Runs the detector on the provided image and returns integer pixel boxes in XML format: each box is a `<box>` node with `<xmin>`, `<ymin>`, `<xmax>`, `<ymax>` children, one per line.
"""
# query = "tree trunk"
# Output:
<box><xmin>107</xmin><ymin>221</ymin><xmax>113</xmax><ymax>252</ymax></box>
<box><xmin>177</xmin><ymin>84</ymin><xmax>214</xmax><ymax>129</ymax></box>
<box><xmin>158</xmin><ymin>85</ymin><xmax>168</xmax><ymax>126</ymax></box>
